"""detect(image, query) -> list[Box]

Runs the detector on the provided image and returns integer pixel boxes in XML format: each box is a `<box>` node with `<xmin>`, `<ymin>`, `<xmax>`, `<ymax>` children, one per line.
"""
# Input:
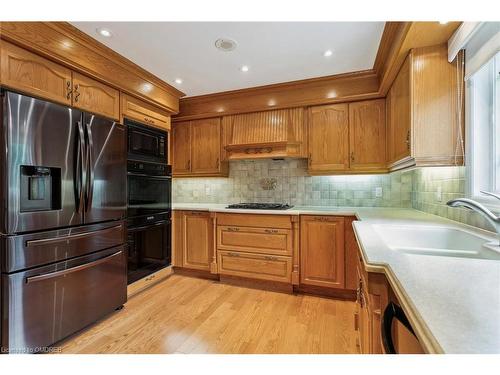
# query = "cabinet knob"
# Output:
<box><xmin>351</xmin><ymin>151</ymin><xmax>355</xmax><ymax>162</ymax></box>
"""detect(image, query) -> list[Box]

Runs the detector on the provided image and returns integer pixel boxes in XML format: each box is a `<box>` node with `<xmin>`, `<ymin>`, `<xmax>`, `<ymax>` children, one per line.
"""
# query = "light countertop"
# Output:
<box><xmin>172</xmin><ymin>203</ymin><xmax>500</xmax><ymax>353</ymax></box>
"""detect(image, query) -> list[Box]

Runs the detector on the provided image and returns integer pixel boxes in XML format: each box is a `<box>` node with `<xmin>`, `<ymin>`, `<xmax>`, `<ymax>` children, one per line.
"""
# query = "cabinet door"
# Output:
<box><xmin>181</xmin><ymin>211</ymin><xmax>212</xmax><ymax>271</ymax></box>
<box><xmin>300</xmin><ymin>216</ymin><xmax>345</xmax><ymax>289</ymax></box>
<box><xmin>349</xmin><ymin>99</ymin><xmax>386</xmax><ymax>171</ymax></box>
<box><xmin>387</xmin><ymin>56</ymin><xmax>411</xmax><ymax>164</ymax></box>
<box><xmin>121</xmin><ymin>93</ymin><xmax>171</xmax><ymax>130</ymax></box>
<box><xmin>0</xmin><ymin>40</ymin><xmax>72</xmax><ymax>105</ymax></box>
<box><xmin>172</xmin><ymin>121</ymin><xmax>192</xmax><ymax>175</ymax></box>
<box><xmin>72</xmin><ymin>72</ymin><xmax>120</xmax><ymax>120</ymax></box>
<box><xmin>191</xmin><ymin>118</ymin><xmax>221</xmax><ymax>174</ymax></box>
<box><xmin>308</xmin><ymin>104</ymin><xmax>349</xmax><ymax>172</ymax></box>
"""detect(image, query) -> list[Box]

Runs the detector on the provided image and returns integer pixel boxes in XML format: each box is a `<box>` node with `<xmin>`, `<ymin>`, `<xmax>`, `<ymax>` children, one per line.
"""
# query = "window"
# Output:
<box><xmin>467</xmin><ymin>51</ymin><xmax>500</xmax><ymax>209</ymax></box>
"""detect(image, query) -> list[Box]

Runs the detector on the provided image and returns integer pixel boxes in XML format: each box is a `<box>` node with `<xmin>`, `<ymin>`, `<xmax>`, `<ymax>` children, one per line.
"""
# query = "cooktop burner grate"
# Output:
<box><xmin>226</xmin><ymin>203</ymin><xmax>294</xmax><ymax>210</ymax></box>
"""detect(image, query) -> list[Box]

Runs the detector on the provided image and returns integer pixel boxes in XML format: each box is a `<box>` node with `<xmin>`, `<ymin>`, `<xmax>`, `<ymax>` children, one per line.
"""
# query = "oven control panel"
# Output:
<box><xmin>127</xmin><ymin>160</ymin><xmax>171</xmax><ymax>176</ymax></box>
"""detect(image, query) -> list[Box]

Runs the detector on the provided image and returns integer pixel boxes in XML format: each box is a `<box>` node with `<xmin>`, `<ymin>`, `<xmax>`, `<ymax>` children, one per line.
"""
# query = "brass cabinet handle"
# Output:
<box><xmin>351</xmin><ymin>151</ymin><xmax>355</xmax><ymax>162</ymax></box>
<box><xmin>74</xmin><ymin>84</ymin><xmax>80</xmax><ymax>102</ymax></box>
<box><xmin>264</xmin><ymin>256</ymin><xmax>278</xmax><ymax>261</ymax></box>
<box><xmin>227</xmin><ymin>227</ymin><xmax>240</xmax><ymax>232</ymax></box>
<box><xmin>313</xmin><ymin>216</ymin><xmax>330</xmax><ymax>221</ymax></box>
<box><xmin>308</xmin><ymin>153</ymin><xmax>312</xmax><ymax>166</ymax></box>
<box><xmin>227</xmin><ymin>252</ymin><xmax>240</xmax><ymax>257</ymax></box>
<box><xmin>215</xmin><ymin>158</ymin><xmax>219</xmax><ymax>169</ymax></box>
<box><xmin>406</xmin><ymin>130</ymin><xmax>410</xmax><ymax>150</ymax></box>
<box><xmin>143</xmin><ymin>117</ymin><xmax>155</xmax><ymax>125</ymax></box>
<box><xmin>264</xmin><ymin>229</ymin><xmax>278</xmax><ymax>234</ymax></box>
<box><xmin>187</xmin><ymin>160</ymin><xmax>191</xmax><ymax>170</ymax></box>
<box><xmin>66</xmin><ymin>80</ymin><xmax>73</xmax><ymax>99</ymax></box>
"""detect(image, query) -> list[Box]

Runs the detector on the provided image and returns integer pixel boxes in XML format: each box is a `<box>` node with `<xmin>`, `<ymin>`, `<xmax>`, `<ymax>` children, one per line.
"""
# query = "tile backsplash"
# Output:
<box><xmin>412</xmin><ymin>166</ymin><xmax>493</xmax><ymax>232</ymax></box>
<box><xmin>173</xmin><ymin>159</ymin><xmax>412</xmax><ymax>207</ymax></box>
<box><xmin>173</xmin><ymin>160</ymin><xmax>495</xmax><ymax>232</ymax></box>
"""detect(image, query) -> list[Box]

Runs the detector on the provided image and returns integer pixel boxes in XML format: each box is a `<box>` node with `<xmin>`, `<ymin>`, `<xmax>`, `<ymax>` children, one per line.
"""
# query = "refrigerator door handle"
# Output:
<box><xmin>85</xmin><ymin>122</ymin><xmax>95</xmax><ymax>212</ymax></box>
<box><xmin>76</xmin><ymin>120</ymin><xmax>86</xmax><ymax>213</ymax></box>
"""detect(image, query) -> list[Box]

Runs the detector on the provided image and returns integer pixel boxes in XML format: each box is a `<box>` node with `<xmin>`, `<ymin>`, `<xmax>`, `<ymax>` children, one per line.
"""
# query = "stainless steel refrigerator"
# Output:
<box><xmin>0</xmin><ymin>91</ymin><xmax>127</xmax><ymax>353</ymax></box>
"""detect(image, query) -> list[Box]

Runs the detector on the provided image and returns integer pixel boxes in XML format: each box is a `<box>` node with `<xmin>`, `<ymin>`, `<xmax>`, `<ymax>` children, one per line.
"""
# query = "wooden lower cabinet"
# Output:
<box><xmin>215</xmin><ymin>214</ymin><xmax>297</xmax><ymax>285</ymax></box>
<box><xmin>300</xmin><ymin>216</ymin><xmax>345</xmax><ymax>289</ymax></box>
<box><xmin>173</xmin><ymin>210</ymin><xmax>214</xmax><ymax>271</ymax></box>
<box><xmin>354</xmin><ymin>238</ymin><xmax>425</xmax><ymax>354</ymax></box>
<box><xmin>174</xmin><ymin>212</ymin><xmax>360</xmax><ymax>296</ymax></box>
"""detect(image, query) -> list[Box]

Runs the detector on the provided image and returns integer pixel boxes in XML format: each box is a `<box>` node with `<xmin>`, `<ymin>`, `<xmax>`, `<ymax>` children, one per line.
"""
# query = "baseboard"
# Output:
<box><xmin>173</xmin><ymin>266</ymin><xmax>220</xmax><ymax>280</ymax></box>
<box><xmin>127</xmin><ymin>266</ymin><xmax>174</xmax><ymax>298</ymax></box>
<box><xmin>219</xmin><ymin>275</ymin><xmax>294</xmax><ymax>294</ymax></box>
<box><xmin>295</xmin><ymin>284</ymin><xmax>357</xmax><ymax>300</ymax></box>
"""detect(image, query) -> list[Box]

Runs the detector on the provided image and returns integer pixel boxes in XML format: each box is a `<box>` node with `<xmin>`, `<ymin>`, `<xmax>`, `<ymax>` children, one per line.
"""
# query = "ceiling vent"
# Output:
<box><xmin>215</xmin><ymin>38</ymin><xmax>237</xmax><ymax>52</ymax></box>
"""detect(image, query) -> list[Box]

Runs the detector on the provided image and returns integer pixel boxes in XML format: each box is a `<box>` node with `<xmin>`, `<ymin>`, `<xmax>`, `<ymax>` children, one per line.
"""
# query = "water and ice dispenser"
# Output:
<box><xmin>20</xmin><ymin>165</ymin><xmax>61</xmax><ymax>212</ymax></box>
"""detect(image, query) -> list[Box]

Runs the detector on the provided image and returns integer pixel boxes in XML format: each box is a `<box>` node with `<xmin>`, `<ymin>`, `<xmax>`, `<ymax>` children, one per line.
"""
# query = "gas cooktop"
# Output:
<box><xmin>226</xmin><ymin>203</ymin><xmax>294</xmax><ymax>210</ymax></box>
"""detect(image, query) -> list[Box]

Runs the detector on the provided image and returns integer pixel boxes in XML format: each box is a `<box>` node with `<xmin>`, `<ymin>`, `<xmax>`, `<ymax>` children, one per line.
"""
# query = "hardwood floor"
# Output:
<box><xmin>58</xmin><ymin>275</ymin><xmax>359</xmax><ymax>354</ymax></box>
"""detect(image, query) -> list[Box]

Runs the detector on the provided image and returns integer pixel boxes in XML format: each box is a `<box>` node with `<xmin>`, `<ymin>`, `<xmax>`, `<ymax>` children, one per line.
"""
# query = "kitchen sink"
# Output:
<box><xmin>372</xmin><ymin>224</ymin><xmax>500</xmax><ymax>260</ymax></box>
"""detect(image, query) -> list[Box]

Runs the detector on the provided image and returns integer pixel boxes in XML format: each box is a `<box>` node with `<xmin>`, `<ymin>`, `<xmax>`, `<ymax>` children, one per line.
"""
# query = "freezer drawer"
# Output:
<box><xmin>1</xmin><ymin>221</ymin><xmax>126</xmax><ymax>273</ymax></box>
<box><xmin>1</xmin><ymin>246</ymin><xmax>127</xmax><ymax>353</ymax></box>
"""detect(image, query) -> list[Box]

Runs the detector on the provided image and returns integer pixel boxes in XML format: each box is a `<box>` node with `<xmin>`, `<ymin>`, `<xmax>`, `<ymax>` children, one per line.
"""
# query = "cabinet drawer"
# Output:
<box><xmin>217</xmin><ymin>226</ymin><xmax>292</xmax><ymax>256</ymax></box>
<box><xmin>218</xmin><ymin>250</ymin><xmax>292</xmax><ymax>283</ymax></box>
<box><xmin>121</xmin><ymin>93</ymin><xmax>171</xmax><ymax>130</ymax></box>
<box><xmin>216</xmin><ymin>213</ymin><xmax>292</xmax><ymax>229</ymax></box>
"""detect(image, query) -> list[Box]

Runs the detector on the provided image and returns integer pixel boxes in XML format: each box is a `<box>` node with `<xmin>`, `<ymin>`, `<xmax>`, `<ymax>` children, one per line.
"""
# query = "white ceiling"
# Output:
<box><xmin>72</xmin><ymin>22</ymin><xmax>385</xmax><ymax>97</ymax></box>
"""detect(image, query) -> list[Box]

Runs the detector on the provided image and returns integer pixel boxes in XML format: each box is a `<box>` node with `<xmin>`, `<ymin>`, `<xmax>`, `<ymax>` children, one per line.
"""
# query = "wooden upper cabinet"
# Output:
<box><xmin>172</xmin><ymin>121</ymin><xmax>192</xmax><ymax>175</ymax></box>
<box><xmin>121</xmin><ymin>93</ymin><xmax>171</xmax><ymax>130</ymax></box>
<box><xmin>191</xmin><ymin>118</ymin><xmax>221</xmax><ymax>174</ymax></box>
<box><xmin>0</xmin><ymin>40</ymin><xmax>72</xmax><ymax>105</ymax></box>
<box><xmin>387</xmin><ymin>44</ymin><xmax>464</xmax><ymax>170</ymax></box>
<box><xmin>387</xmin><ymin>56</ymin><xmax>411</xmax><ymax>165</ymax></box>
<box><xmin>300</xmin><ymin>216</ymin><xmax>345</xmax><ymax>289</ymax></box>
<box><xmin>180</xmin><ymin>211</ymin><xmax>212</xmax><ymax>271</ymax></box>
<box><xmin>172</xmin><ymin>118</ymin><xmax>227</xmax><ymax>177</ymax></box>
<box><xmin>349</xmin><ymin>99</ymin><xmax>386</xmax><ymax>171</ymax></box>
<box><xmin>72</xmin><ymin>72</ymin><xmax>120</xmax><ymax>120</ymax></box>
<box><xmin>308</xmin><ymin>104</ymin><xmax>349</xmax><ymax>172</ymax></box>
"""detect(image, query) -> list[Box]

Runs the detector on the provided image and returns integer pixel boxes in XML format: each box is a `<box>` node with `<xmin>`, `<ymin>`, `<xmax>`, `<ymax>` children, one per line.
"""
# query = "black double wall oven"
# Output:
<box><xmin>126</xmin><ymin>120</ymin><xmax>172</xmax><ymax>284</ymax></box>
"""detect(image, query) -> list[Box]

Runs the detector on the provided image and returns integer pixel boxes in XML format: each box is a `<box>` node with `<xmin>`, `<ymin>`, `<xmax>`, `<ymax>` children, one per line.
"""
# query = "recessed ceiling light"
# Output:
<box><xmin>439</xmin><ymin>21</ymin><xmax>449</xmax><ymax>25</ymax></box>
<box><xmin>324</xmin><ymin>49</ymin><xmax>333</xmax><ymax>57</ymax></box>
<box><xmin>96</xmin><ymin>28</ymin><xmax>112</xmax><ymax>38</ymax></box>
<box><xmin>174</xmin><ymin>78</ymin><xmax>183</xmax><ymax>84</ymax></box>
<box><xmin>215</xmin><ymin>38</ymin><xmax>237</xmax><ymax>52</ymax></box>
<box><xmin>240</xmin><ymin>65</ymin><xmax>249</xmax><ymax>72</ymax></box>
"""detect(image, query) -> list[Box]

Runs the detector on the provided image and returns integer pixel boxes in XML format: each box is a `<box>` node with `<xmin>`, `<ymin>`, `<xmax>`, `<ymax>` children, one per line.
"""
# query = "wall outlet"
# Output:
<box><xmin>375</xmin><ymin>187</ymin><xmax>383</xmax><ymax>198</ymax></box>
<box><xmin>436</xmin><ymin>186</ymin><xmax>442</xmax><ymax>202</ymax></box>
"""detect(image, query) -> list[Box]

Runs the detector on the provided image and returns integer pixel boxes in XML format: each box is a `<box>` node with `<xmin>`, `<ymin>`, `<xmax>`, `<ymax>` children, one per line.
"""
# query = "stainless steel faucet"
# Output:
<box><xmin>447</xmin><ymin>191</ymin><xmax>500</xmax><ymax>243</ymax></box>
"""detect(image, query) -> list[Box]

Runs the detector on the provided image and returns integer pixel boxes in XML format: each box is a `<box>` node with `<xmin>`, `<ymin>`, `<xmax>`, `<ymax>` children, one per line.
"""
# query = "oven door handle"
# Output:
<box><xmin>128</xmin><ymin>220</ymin><xmax>171</xmax><ymax>232</ymax></box>
<box><xmin>127</xmin><ymin>172</ymin><xmax>171</xmax><ymax>179</ymax></box>
<box><xmin>25</xmin><ymin>250</ymin><xmax>122</xmax><ymax>284</ymax></box>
